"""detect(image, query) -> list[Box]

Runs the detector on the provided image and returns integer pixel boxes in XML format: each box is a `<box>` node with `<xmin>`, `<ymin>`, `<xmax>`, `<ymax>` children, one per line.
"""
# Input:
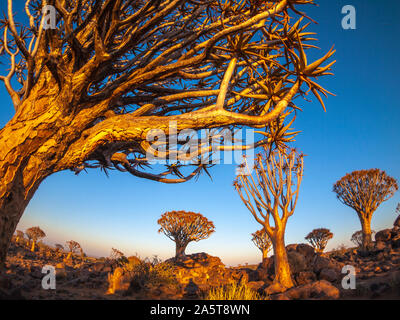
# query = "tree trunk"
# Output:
<box><xmin>175</xmin><ymin>242</ymin><xmax>188</xmax><ymax>259</ymax></box>
<box><xmin>272</xmin><ymin>232</ymin><xmax>294</xmax><ymax>289</ymax></box>
<box><xmin>262</xmin><ymin>248</ymin><xmax>269</xmax><ymax>264</ymax></box>
<box><xmin>360</xmin><ymin>215</ymin><xmax>372</xmax><ymax>250</ymax></box>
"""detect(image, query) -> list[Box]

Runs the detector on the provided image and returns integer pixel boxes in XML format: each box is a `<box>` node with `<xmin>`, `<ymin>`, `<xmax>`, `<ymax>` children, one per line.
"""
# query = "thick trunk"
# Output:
<box><xmin>272</xmin><ymin>232</ymin><xmax>294</xmax><ymax>289</ymax></box>
<box><xmin>360</xmin><ymin>215</ymin><xmax>372</xmax><ymax>250</ymax></box>
<box><xmin>175</xmin><ymin>242</ymin><xmax>188</xmax><ymax>259</ymax></box>
<box><xmin>262</xmin><ymin>248</ymin><xmax>269</xmax><ymax>263</ymax></box>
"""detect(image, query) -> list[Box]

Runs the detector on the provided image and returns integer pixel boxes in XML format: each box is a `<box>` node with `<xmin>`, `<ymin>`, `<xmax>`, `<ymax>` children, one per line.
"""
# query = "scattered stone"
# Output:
<box><xmin>272</xmin><ymin>280</ymin><xmax>340</xmax><ymax>300</ymax></box>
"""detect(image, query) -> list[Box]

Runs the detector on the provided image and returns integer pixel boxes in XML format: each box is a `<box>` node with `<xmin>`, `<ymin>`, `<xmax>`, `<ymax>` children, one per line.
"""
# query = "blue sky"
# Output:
<box><xmin>1</xmin><ymin>1</ymin><xmax>399</xmax><ymax>266</ymax></box>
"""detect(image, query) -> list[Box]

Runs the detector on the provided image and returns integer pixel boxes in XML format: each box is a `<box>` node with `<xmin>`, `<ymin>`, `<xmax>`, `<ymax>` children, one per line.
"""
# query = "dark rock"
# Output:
<box><xmin>296</xmin><ymin>244</ymin><xmax>316</xmax><ymax>261</ymax></box>
<box><xmin>375</xmin><ymin>229</ymin><xmax>392</xmax><ymax>242</ymax></box>
<box><xmin>295</xmin><ymin>271</ymin><xmax>317</xmax><ymax>286</ymax></box>
<box><xmin>392</xmin><ymin>234</ymin><xmax>400</xmax><ymax>249</ymax></box>
<box><xmin>286</xmin><ymin>244</ymin><xmax>298</xmax><ymax>252</ymax></box>
<box><xmin>288</xmin><ymin>251</ymin><xmax>307</xmax><ymax>274</ymax></box>
<box><xmin>312</xmin><ymin>256</ymin><xmax>338</xmax><ymax>274</ymax></box>
<box><xmin>319</xmin><ymin>268</ymin><xmax>339</xmax><ymax>282</ymax></box>
<box><xmin>375</xmin><ymin>241</ymin><xmax>387</xmax><ymax>251</ymax></box>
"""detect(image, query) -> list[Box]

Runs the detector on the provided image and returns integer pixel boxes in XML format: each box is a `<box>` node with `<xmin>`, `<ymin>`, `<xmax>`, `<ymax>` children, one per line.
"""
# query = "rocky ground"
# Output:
<box><xmin>1</xmin><ymin>217</ymin><xmax>399</xmax><ymax>300</ymax></box>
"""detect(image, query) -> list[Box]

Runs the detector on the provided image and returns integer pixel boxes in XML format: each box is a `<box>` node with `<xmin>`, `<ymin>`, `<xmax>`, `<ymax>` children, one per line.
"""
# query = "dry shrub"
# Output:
<box><xmin>107</xmin><ymin>255</ymin><xmax>178</xmax><ymax>294</ymax></box>
<box><xmin>205</xmin><ymin>281</ymin><xmax>266</xmax><ymax>300</ymax></box>
<box><xmin>129</xmin><ymin>256</ymin><xmax>177</xmax><ymax>289</ymax></box>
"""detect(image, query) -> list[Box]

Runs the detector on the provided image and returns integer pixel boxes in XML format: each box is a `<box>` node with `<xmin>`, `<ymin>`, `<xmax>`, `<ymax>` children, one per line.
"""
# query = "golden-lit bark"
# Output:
<box><xmin>0</xmin><ymin>0</ymin><xmax>334</xmax><ymax>268</ymax></box>
<box><xmin>234</xmin><ymin>147</ymin><xmax>304</xmax><ymax>289</ymax></box>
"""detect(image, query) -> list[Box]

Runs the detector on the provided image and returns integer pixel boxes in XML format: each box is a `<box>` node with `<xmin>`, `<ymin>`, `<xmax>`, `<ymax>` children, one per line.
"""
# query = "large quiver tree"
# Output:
<box><xmin>158</xmin><ymin>210</ymin><xmax>215</xmax><ymax>258</ymax></box>
<box><xmin>234</xmin><ymin>147</ymin><xmax>304</xmax><ymax>289</ymax></box>
<box><xmin>333</xmin><ymin>169</ymin><xmax>398</xmax><ymax>250</ymax></box>
<box><xmin>0</xmin><ymin>0</ymin><xmax>334</xmax><ymax>268</ymax></box>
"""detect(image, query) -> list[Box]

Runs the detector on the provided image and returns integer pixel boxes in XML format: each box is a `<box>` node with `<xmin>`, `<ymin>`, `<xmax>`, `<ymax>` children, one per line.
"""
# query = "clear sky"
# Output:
<box><xmin>1</xmin><ymin>0</ymin><xmax>399</xmax><ymax>266</ymax></box>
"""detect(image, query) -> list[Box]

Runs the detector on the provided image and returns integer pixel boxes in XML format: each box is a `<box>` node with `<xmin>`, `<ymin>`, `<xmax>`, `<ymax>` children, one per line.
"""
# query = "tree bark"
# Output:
<box><xmin>272</xmin><ymin>232</ymin><xmax>294</xmax><ymax>289</ymax></box>
<box><xmin>360</xmin><ymin>215</ymin><xmax>372</xmax><ymax>250</ymax></box>
<box><xmin>262</xmin><ymin>248</ymin><xmax>269</xmax><ymax>263</ymax></box>
<box><xmin>175</xmin><ymin>242</ymin><xmax>188</xmax><ymax>259</ymax></box>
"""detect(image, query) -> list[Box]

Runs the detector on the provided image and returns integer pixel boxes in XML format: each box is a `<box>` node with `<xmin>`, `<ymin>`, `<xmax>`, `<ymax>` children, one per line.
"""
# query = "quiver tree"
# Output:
<box><xmin>15</xmin><ymin>230</ymin><xmax>24</xmax><ymax>244</ymax></box>
<box><xmin>25</xmin><ymin>226</ymin><xmax>46</xmax><ymax>252</ymax></box>
<box><xmin>234</xmin><ymin>147</ymin><xmax>304</xmax><ymax>289</ymax></box>
<box><xmin>0</xmin><ymin>0</ymin><xmax>334</xmax><ymax>269</ymax></box>
<box><xmin>305</xmin><ymin>228</ymin><xmax>333</xmax><ymax>254</ymax></box>
<box><xmin>350</xmin><ymin>230</ymin><xmax>373</xmax><ymax>248</ymax></box>
<box><xmin>251</xmin><ymin>229</ymin><xmax>272</xmax><ymax>263</ymax></box>
<box><xmin>110</xmin><ymin>248</ymin><xmax>128</xmax><ymax>266</ymax></box>
<box><xmin>66</xmin><ymin>240</ymin><xmax>82</xmax><ymax>260</ymax></box>
<box><xmin>333</xmin><ymin>169</ymin><xmax>398</xmax><ymax>250</ymax></box>
<box><xmin>158</xmin><ymin>210</ymin><xmax>215</xmax><ymax>258</ymax></box>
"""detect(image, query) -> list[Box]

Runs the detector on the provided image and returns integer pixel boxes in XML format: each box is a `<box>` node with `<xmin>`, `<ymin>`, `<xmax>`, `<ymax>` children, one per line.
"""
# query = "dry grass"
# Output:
<box><xmin>205</xmin><ymin>281</ymin><xmax>266</xmax><ymax>300</ymax></box>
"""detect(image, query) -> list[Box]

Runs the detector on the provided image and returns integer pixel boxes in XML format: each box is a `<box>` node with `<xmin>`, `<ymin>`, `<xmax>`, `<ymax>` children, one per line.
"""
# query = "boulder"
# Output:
<box><xmin>169</xmin><ymin>253</ymin><xmax>243</xmax><ymax>290</ymax></box>
<box><xmin>295</xmin><ymin>271</ymin><xmax>317</xmax><ymax>286</ymax></box>
<box><xmin>287</xmin><ymin>251</ymin><xmax>307</xmax><ymax>274</ymax></box>
<box><xmin>375</xmin><ymin>229</ymin><xmax>392</xmax><ymax>242</ymax></box>
<box><xmin>264</xmin><ymin>282</ymin><xmax>287</xmax><ymax>296</ymax></box>
<box><xmin>391</xmin><ymin>233</ymin><xmax>400</xmax><ymax>249</ymax></box>
<box><xmin>296</xmin><ymin>244</ymin><xmax>316</xmax><ymax>261</ymax></box>
<box><xmin>272</xmin><ymin>280</ymin><xmax>340</xmax><ymax>300</ymax></box>
<box><xmin>312</xmin><ymin>255</ymin><xmax>336</xmax><ymax>274</ymax></box>
<box><xmin>246</xmin><ymin>281</ymin><xmax>265</xmax><ymax>292</ymax></box>
<box><xmin>319</xmin><ymin>268</ymin><xmax>339</xmax><ymax>282</ymax></box>
<box><xmin>375</xmin><ymin>241</ymin><xmax>386</xmax><ymax>251</ymax></box>
<box><xmin>286</xmin><ymin>244</ymin><xmax>298</xmax><ymax>252</ymax></box>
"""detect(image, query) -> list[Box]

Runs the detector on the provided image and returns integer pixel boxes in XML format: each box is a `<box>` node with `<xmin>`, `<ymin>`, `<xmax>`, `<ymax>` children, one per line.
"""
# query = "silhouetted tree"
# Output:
<box><xmin>396</xmin><ymin>203</ymin><xmax>400</xmax><ymax>216</ymax></box>
<box><xmin>251</xmin><ymin>229</ymin><xmax>272</xmax><ymax>263</ymax></box>
<box><xmin>333</xmin><ymin>169</ymin><xmax>398</xmax><ymax>250</ymax></box>
<box><xmin>234</xmin><ymin>147</ymin><xmax>304</xmax><ymax>289</ymax></box>
<box><xmin>305</xmin><ymin>228</ymin><xmax>333</xmax><ymax>254</ymax></box>
<box><xmin>158</xmin><ymin>210</ymin><xmax>215</xmax><ymax>258</ymax></box>
<box><xmin>66</xmin><ymin>240</ymin><xmax>82</xmax><ymax>260</ymax></box>
<box><xmin>25</xmin><ymin>226</ymin><xmax>46</xmax><ymax>252</ymax></box>
<box><xmin>0</xmin><ymin>0</ymin><xmax>334</xmax><ymax>268</ymax></box>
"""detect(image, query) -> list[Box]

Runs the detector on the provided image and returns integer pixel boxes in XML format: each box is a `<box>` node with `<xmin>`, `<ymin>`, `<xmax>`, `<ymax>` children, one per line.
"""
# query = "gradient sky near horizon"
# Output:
<box><xmin>0</xmin><ymin>0</ymin><xmax>399</xmax><ymax>266</ymax></box>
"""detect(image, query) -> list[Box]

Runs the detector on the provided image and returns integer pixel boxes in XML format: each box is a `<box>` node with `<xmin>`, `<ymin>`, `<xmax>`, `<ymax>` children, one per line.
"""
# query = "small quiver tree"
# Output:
<box><xmin>234</xmin><ymin>147</ymin><xmax>304</xmax><ymax>289</ymax></box>
<box><xmin>158</xmin><ymin>211</ymin><xmax>215</xmax><ymax>259</ymax></box>
<box><xmin>333</xmin><ymin>169</ymin><xmax>398</xmax><ymax>250</ymax></box>
<box><xmin>25</xmin><ymin>227</ymin><xmax>46</xmax><ymax>252</ymax></box>
<box><xmin>110</xmin><ymin>248</ymin><xmax>128</xmax><ymax>267</ymax></box>
<box><xmin>15</xmin><ymin>230</ymin><xmax>24</xmax><ymax>244</ymax></box>
<box><xmin>66</xmin><ymin>240</ymin><xmax>82</xmax><ymax>260</ymax></box>
<box><xmin>305</xmin><ymin>228</ymin><xmax>333</xmax><ymax>254</ymax></box>
<box><xmin>351</xmin><ymin>230</ymin><xmax>375</xmax><ymax>248</ymax></box>
<box><xmin>251</xmin><ymin>229</ymin><xmax>272</xmax><ymax>264</ymax></box>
